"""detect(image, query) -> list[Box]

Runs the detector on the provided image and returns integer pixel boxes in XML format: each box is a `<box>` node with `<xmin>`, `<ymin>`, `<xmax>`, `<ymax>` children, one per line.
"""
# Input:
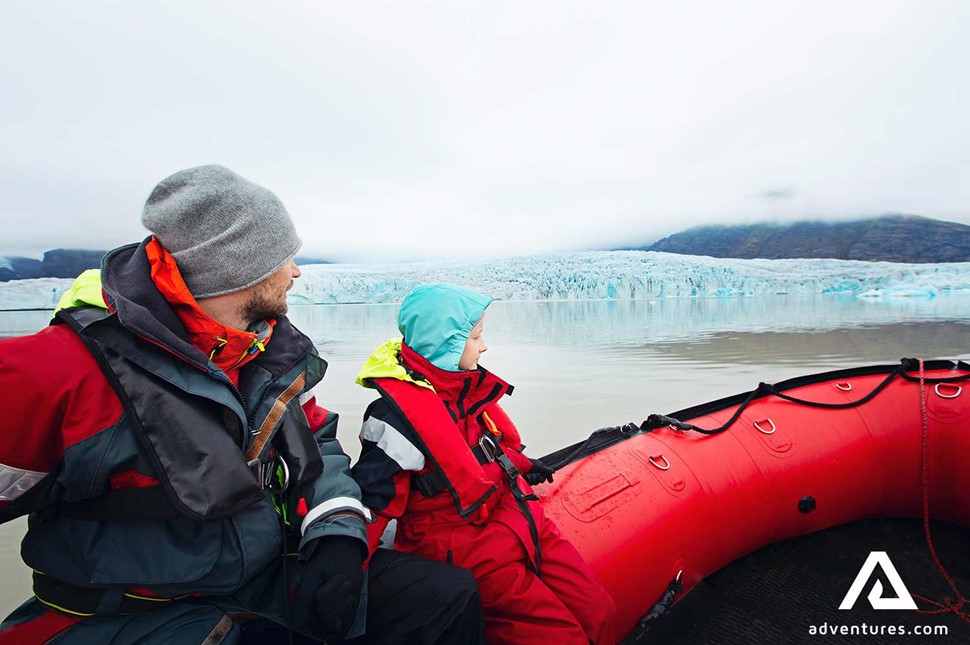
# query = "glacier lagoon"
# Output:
<box><xmin>0</xmin><ymin>253</ymin><xmax>969</xmax><ymax>615</ymax></box>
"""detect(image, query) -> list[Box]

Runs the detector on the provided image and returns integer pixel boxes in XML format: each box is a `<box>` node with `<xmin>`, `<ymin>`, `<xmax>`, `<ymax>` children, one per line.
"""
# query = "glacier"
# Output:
<box><xmin>2</xmin><ymin>251</ymin><xmax>970</xmax><ymax>311</ymax></box>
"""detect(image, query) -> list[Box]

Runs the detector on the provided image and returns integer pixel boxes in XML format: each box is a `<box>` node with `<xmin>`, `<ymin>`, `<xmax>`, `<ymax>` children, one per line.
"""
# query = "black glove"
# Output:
<box><xmin>523</xmin><ymin>458</ymin><xmax>556</xmax><ymax>486</ymax></box>
<box><xmin>292</xmin><ymin>535</ymin><xmax>364</xmax><ymax>642</ymax></box>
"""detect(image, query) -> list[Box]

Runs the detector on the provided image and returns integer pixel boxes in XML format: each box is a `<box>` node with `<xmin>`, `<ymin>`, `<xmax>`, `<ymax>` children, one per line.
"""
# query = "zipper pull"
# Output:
<box><xmin>247</xmin><ymin>337</ymin><xmax>266</xmax><ymax>356</ymax></box>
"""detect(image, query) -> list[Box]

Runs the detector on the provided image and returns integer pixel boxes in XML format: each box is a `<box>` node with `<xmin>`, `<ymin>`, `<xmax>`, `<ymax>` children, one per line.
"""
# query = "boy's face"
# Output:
<box><xmin>458</xmin><ymin>317</ymin><xmax>488</xmax><ymax>370</ymax></box>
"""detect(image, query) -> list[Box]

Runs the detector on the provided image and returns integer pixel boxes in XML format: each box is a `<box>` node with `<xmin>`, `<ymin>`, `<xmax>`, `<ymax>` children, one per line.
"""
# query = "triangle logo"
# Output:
<box><xmin>839</xmin><ymin>551</ymin><xmax>918</xmax><ymax>610</ymax></box>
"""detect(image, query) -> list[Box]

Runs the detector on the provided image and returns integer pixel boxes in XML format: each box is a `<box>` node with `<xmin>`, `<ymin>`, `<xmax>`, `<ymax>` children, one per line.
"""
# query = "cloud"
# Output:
<box><xmin>1</xmin><ymin>1</ymin><xmax>969</xmax><ymax>261</ymax></box>
<box><xmin>756</xmin><ymin>189</ymin><xmax>797</xmax><ymax>203</ymax></box>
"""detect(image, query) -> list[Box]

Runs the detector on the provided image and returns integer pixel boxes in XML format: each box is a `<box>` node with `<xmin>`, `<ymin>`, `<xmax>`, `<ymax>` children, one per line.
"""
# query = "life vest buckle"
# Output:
<box><xmin>494</xmin><ymin>451</ymin><xmax>520</xmax><ymax>481</ymax></box>
<box><xmin>477</xmin><ymin>434</ymin><xmax>498</xmax><ymax>463</ymax></box>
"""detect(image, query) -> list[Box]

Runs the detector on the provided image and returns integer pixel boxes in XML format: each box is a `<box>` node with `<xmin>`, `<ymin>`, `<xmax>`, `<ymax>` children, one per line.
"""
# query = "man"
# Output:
<box><xmin>0</xmin><ymin>166</ymin><xmax>485</xmax><ymax>644</ymax></box>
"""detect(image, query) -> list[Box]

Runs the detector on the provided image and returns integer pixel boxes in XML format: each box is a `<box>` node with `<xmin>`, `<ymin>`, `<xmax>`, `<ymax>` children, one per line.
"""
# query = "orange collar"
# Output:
<box><xmin>145</xmin><ymin>237</ymin><xmax>274</xmax><ymax>380</ymax></box>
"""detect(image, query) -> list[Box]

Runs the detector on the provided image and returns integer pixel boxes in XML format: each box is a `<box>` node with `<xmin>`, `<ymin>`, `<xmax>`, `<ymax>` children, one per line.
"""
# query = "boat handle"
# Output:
<box><xmin>935</xmin><ymin>383</ymin><xmax>962</xmax><ymax>399</ymax></box>
<box><xmin>754</xmin><ymin>419</ymin><xmax>776</xmax><ymax>435</ymax></box>
<box><xmin>835</xmin><ymin>382</ymin><xmax>852</xmax><ymax>391</ymax></box>
<box><xmin>649</xmin><ymin>455</ymin><xmax>671</xmax><ymax>471</ymax></box>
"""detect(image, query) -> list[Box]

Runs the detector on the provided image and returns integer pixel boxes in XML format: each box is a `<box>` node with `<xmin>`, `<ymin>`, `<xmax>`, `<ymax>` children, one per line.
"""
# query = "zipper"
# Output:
<box><xmin>206</xmin><ymin>369</ymin><xmax>252</xmax><ymax>448</ymax></box>
<box><xmin>220</xmin><ymin>333</ymin><xmax>274</xmax><ymax>433</ymax></box>
<box><xmin>246</xmin><ymin>381</ymin><xmax>278</xmax><ymax>432</ymax></box>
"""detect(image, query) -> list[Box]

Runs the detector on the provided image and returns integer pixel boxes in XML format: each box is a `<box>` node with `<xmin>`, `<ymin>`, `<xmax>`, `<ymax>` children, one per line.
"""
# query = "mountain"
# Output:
<box><xmin>0</xmin><ymin>256</ymin><xmax>43</xmax><ymax>282</ymax></box>
<box><xmin>294</xmin><ymin>256</ymin><xmax>332</xmax><ymax>266</ymax></box>
<box><xmin>627</xmin><ymin>215</ymin><xmax>970</xmax><ymax>263</ymax></box>
<box><xmin>0</xmin><ymin>249</ymin><xmax>105</xmax><ymax>282</ymax></box>
<box><xmin>0</xmin><ymin>250</ymin><xmax>334</xmax><ymax>282</ymax></box>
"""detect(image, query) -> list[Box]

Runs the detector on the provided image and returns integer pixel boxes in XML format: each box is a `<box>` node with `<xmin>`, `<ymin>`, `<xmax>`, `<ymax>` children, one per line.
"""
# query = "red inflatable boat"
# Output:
<box><xmin>537</xmin><ymin>358</ymin><xmax>970</xmax><ymax>638</ymax></box>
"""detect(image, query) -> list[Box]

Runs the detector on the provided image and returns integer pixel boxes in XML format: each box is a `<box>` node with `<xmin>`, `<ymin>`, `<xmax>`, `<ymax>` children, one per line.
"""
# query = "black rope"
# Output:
<box><xmin>625</xmin><ymin>574</ymin><xmax>684</xmax><ymax>642</ymax></box>
<box><xmin>644</xmin><ymin>384</ymin><xmax>769</xmax><ymax>436</ymax></box>
<box><xmin>544</xmin><ymin>422</ymin><xmax>642</xmax><ymax>471</ymax></box>
<box><xmin>644</xmin><ymin>360</ymin><xmax>911</xmax><ymax>434</ymax></box>
<box><xmin>281</xmin><ymin>508</ymin><xmax>294</xmax><ymax>645</ymax></box>
<box><xmin>759</xmin><ymin>363</ymin><xmax>906</xmax><ymax>410</ymax></box>
<box><xmin>899</xmin><ymin>372</ymin><xmax>970</xmax><ymax>384</ymax></box>
<box><xmin>544</xmin><ymin>358</ymin><xmax>969</xmax><ymax>470</ymax></box>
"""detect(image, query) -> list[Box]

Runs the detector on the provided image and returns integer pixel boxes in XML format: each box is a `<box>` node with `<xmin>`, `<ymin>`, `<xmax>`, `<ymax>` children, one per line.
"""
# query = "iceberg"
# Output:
<box><xmin>2</xmin><ymin>251</ymin><xmax>970</xmax><ymax>311</ymax></box>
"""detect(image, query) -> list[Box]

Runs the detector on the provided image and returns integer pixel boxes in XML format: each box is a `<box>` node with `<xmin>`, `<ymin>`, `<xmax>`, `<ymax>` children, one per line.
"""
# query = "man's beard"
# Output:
<box><xmin>241</xmin><ymin>282</ymin><xmax>289</xmax><ymax>323</ymax></box>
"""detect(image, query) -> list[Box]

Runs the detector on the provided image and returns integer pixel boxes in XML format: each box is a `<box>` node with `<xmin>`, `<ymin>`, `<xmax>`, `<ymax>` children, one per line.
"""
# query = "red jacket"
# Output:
<box><xmin>352</xmin><ymin>343</ymin><xmax>617</xmax><ymax>644</ymax></box>
<box><xmin>0</xmin><ymin>238</ymin><xmax>368</xmax><ymax>634</ymax></box>
<box><xmin>353</xmin><ymin>343</ymin><xmax>540</xmax><ymax>559</ymax></box>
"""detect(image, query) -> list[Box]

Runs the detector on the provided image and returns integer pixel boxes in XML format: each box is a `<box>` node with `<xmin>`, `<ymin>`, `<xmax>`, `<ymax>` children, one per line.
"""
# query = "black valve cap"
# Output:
<box><xmin>798</xmin><ymin>496</ymin><xmax>816</xmax><ymax>514</ymax></box>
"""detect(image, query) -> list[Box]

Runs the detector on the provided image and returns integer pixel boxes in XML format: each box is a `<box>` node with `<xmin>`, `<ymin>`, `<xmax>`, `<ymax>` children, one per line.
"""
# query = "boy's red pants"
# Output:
<box><xmin>398</xmin><ymin>494</ymin><xmax>617</xmax><ymax>645</ymax></box>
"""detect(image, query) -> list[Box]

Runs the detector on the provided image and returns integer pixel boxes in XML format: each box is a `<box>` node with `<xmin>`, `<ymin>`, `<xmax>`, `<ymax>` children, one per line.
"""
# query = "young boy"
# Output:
<box><xmin>351</xmin><ymin>283</ymin><xmax>616</xmax><ymax>644</ymax></box>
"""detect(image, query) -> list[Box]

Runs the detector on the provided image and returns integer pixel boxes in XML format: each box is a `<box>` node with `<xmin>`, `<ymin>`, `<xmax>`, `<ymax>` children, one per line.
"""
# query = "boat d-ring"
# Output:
<box><xmin>649</xmin><ymin>455</ymin><xmax>671</xmax><ymax>471</ymax></box>
<box><xmin>935</xmin><ymin>383</ymin><xmax>962</xmax><ymax>399</ymax></box>
<box><xmin>835</xmin><ymin>382</ymin><xmax>852</xmax><ymax>391</ymax></box>
<box><xmin>754</xmin><ymin>419</ymin><xmax>776</xmax><ymax>435</ymax></box>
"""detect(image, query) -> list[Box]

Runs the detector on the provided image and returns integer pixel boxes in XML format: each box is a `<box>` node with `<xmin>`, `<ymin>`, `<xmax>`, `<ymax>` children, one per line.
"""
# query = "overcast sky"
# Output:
<box><xmin>1</xmin><ymin>1</ymin><xmax>968</xmax><ymax>261</ymax></box>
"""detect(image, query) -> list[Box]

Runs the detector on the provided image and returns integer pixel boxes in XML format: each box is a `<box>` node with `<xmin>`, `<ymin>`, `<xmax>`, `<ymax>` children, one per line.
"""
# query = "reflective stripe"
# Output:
<box><xmin>301</xmin><ymin>496</ymin><xmax>370</xmax><ymax>535</ymax></box>
<box><xmin>203</xmin><ymin>614</ymin><xmax>235</xmax><ymax>645</ymax></box>
<box><xmin>35</xmin><ymin>595</ymin><xmax>95</xmax><ymax>617</ymax></box>
<box><xmin>0</xmin><ymin>462</ymin><xmax>47</xmax><ymax>502</ymax></box>
<box><xmin>361</xmin><ymin>417</ymin><xmax>426</xmax><ymax>471</ymax></box>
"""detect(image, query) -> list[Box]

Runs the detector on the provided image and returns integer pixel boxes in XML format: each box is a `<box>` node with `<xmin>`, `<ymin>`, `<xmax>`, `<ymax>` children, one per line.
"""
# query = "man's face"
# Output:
<box><xmin>241</xmin><ymin>259</ymin><xmax>301</xmax><ymax>322</ymax></box>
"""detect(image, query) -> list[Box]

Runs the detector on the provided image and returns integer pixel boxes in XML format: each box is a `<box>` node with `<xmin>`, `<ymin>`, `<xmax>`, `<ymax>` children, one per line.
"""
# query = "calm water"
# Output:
<box><xmin>1</xmin><ymin>294</ymin><xmax>968</xmax><ymax>616</ymax></box>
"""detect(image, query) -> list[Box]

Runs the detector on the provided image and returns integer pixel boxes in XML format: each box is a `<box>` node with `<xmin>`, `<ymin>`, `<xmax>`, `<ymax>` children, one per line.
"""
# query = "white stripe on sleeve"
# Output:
<box><xmin>0</xmin><ymin>463</ymin><xmax>47</xmax><ymax>502</ymax></box>
<box><xmin>360</xmin><ymin>417</ymin><xmax>426</xmax><ymax>472</ymax></box>
<box><xmin>301</xmin><ymin>496</ymin><xmax>372</xmax><ymax>535</ymax></box>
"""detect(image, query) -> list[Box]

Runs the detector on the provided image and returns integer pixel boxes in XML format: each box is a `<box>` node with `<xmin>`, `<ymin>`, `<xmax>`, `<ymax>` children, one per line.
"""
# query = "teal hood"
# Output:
<box><xmin>397</xmin><ymin>284</ymin><xmax>492</xmax><ymax>372</ymax></box>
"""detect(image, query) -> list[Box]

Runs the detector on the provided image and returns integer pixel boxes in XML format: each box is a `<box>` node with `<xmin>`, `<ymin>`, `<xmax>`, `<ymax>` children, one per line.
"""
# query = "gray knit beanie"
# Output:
<box><xmin>141</xmin><ymin>165</ymin><xmax>302</xmax><ymax>299</ymax></box>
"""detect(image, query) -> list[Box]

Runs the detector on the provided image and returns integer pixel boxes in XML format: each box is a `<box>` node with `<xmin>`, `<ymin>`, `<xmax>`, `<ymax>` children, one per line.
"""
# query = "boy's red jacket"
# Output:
<box><xmin>351</xmin><ymin>341</ymin><xmax>616</xmax><ymax>643</ymax></box>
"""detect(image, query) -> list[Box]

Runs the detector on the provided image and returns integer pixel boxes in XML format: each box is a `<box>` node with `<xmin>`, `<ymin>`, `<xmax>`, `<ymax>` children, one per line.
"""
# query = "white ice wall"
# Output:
<box><xmin>2</xmin><ymin>251</ymin><xmax>969</xmax><ymax>310</ymax></box>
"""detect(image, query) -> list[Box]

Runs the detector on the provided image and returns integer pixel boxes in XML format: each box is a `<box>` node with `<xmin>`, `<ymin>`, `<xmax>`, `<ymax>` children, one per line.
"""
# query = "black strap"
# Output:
<box><xmin>470</xmin><ymin>438</ymin><xmax>497</xmax><ymax>465</ymax></box>
<box><xmin>410</xmin><ymin>438</ymin><xmax>544</xmax><ymax>573</ymax></box>
<box><xmin>35</xmin><ymin>486</ymin><xmax>179</xmax><ymax>522</ymax></box>
<box><xmin>33</xmin><ymin>571</ymin><xmax>191</xmax><ymax>617</ymax></box>
<box><xmin>411</xmin><ymin>469</ymin><xmax>450</xmax><ymax>498</ymax></box>
<box><xmin>412</xmin><ymin>437</ymin><xmax>499</xmax><ymax>498</ymax></box>
<box><xmin>490</xmin><ymin>442</ymin><xmax>542</xmax><ymax>574</ymax></box>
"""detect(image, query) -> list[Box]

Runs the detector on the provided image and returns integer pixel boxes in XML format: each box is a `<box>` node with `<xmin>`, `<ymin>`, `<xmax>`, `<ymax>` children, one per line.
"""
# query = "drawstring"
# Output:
<box><xmin>209</xmin><ymin>336</ymin><xmax>264</xmax><ymax>363</ymax></box>
<box><xmin>209</xmin><ymin>337</ymin><xmax>229</xmax><ymax>360</ymax></box>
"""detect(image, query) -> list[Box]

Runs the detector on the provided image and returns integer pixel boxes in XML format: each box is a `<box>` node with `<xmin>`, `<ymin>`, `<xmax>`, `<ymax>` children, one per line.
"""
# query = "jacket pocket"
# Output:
<box><xmin>90</xmin><ymin>517</ymin><xmax>221</xmax><ymax>585</ymax></box>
